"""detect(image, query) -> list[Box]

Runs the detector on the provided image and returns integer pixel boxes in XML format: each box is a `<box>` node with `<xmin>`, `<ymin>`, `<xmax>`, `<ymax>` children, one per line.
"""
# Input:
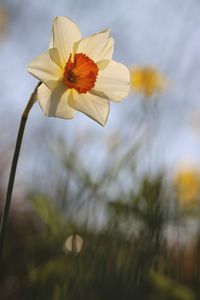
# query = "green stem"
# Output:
<box><xmin>0</xmin><ymin>82</ymin><xmax>41</xmax><ymax>260</ymax></box>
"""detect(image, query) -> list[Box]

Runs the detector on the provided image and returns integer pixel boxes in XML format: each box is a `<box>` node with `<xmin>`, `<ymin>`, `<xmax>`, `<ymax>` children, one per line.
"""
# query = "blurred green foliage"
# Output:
<box><xmin>0</xmin><ymin>138</ymin><xmax>200</xmax><ymax>300</ymax></box>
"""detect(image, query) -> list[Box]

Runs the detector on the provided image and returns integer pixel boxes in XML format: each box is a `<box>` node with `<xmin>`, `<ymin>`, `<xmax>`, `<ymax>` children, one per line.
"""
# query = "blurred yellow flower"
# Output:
<box><xmin>174</xmin><ymin>168</ymin><xmax>200</xmax><ymax>207</ymax></box>
<box><xmin>28</xmin><ymin>16</ymin><xmax>130</xmax><ymax>126</ymax></box>
<box><xmin>130</xmin><ymin>66</ymin><xmax>166</xmax><ymax>97</ymax></box>
<box><xmin>0</xmin><ymin>6</ymin><xmax>8</xmax><ymax>37</ymax></box>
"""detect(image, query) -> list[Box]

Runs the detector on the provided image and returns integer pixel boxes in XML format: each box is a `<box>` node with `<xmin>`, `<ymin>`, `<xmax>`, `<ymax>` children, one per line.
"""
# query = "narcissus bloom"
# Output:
<box><xmin>174</xmin><ymin>167</ymin><xmax>200</xmax><ymax>207</ymax></box>
<box><xmin>130</xmin><ymin>66</ymin><xmax>167</xmax><ymax>98</ymax></box>
<box><xmin>28</xmin><ymin>16</ymin><xmax>130</xmax><ymax>125</ymax></box>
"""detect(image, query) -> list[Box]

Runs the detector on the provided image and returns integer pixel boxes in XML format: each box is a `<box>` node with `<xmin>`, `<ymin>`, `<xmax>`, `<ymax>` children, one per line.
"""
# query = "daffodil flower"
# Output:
<box><xmin>174</xmin><ymin>168</ymin><xmax>200</xmax><ymax>206</ymax></box>
<box><xmin>0</xmin><ymin>17</ymin><xmax>130</xmax><ymax>258</ymax></box>
<box><xmin>130</xmin><ymin>66</ymin><xmax>167</xmax><ymax>98</ymax></box>
<box><xmin>28</xmin><ymin>16</ymin><xmax>130</xmax><ymax>125</ymax></box>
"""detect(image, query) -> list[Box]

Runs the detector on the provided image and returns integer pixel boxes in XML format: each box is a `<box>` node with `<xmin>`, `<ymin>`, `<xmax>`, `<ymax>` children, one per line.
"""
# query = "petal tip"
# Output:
<box><xmin>102</xmin><ymin>28</ymin><xmax>111</xmax><ymax>37</ymax></box>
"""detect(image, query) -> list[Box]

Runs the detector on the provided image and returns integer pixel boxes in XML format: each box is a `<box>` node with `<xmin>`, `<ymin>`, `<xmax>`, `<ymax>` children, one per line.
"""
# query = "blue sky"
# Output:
<box><xmin>1</xmin><ymin>0</ymin><xmax>200</xmax><ymax>178</ymax></box>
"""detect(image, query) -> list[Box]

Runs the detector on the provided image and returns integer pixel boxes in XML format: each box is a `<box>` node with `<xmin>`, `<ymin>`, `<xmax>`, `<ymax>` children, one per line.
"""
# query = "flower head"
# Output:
<box><xmin>174</xmin><ymin>167</ymin><xmax>200</xmax><ymax>207</ymax></box>
<box><xmin>28</xmin><ymin>16</ymin><xmax>130</xmax><ymax>125</ymax></box>
<box><xmin>130</xmin><ymin>66</ymin><xmax>166</xmax><ymax>98</ymax></box>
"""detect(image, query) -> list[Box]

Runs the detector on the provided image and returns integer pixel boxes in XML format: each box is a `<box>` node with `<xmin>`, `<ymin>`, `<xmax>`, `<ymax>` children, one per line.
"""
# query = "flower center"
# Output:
<box><xmin>63</xmin><ymin>53</ymin><xmax>99</xmax><ymax>94</ymax></box>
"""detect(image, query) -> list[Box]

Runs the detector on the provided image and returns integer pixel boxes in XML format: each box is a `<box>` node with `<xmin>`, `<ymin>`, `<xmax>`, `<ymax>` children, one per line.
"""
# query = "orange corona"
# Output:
<box><xmin>63</xmin><ymin>53</ymin><xmax>99</xmax><ymax>94</ymax></box>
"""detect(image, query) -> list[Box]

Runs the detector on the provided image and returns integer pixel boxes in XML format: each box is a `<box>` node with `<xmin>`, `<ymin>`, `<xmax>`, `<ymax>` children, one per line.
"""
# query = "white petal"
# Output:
<box><xmin>37</xmin><ymin>83</ymin><xmax>75</xmax><ymax>119</ymax></box>
<box><xmin>69</xmin><ymin>91</ymin><xmax>109</xmax><ymax>126</ymax></box>
<box><xmin>49</xmin><ymin>47</ymin><xmax>63</xmax><ymax>68</ymax></box>
<box><xmin>96</xmin><ymin>38</ymin><xmax>114</xmax><ymax>70</ymax></box>
<box><xmin>52</xmin><ymin>16</ymin><xmax>81</xmax><ymax>67</ymax></box>
<box><xmin>96</xmin><ymin>37</ymin><xmax>114</xmax><ymax>67</ymax></box>
<box><xmin>92</xmin><ymin>60</ymin><xmax>130</xmax><ymax>102</ymax></box>
<box><xmin>75</xmin><ymin>29</ymin><xmax>112</xmax><ymax>63</ymax></box>
<box><xmin>28</xmin><ymin>49</ymin><xmax>63</xmax><ymax>90</ymax></box>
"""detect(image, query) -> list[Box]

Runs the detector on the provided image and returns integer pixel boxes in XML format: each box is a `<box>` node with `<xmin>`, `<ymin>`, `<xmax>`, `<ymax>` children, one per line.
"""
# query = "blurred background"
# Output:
<box><xmin>0</xmin><ymin>0</ymin><xmax>200</xmax><ymax>299</ymax></box>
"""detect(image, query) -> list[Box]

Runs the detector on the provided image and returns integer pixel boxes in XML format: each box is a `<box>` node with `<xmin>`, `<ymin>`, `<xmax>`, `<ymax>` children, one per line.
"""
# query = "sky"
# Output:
<box><xmin>1</xmin><ymin>0</ymin><xmax>200</xmax><ymax>180</ymax></box>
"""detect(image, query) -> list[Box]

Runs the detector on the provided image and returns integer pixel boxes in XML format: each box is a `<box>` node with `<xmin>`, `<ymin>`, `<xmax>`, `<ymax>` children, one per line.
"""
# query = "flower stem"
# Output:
<box><xmin>0</xmin><ymin>82</ymin><xmax>41</xmax><ymax>260</ymax></box>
